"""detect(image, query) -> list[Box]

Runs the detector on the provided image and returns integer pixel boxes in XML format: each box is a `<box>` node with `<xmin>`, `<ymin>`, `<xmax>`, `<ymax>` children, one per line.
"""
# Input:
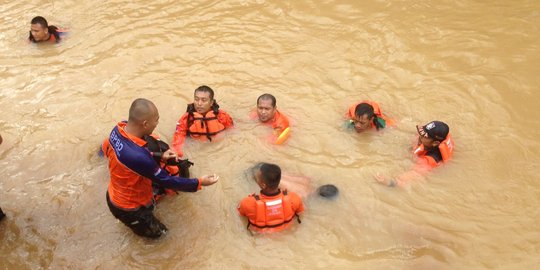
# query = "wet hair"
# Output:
<box><xmin>259</xmin><ymin>163</ymin><xmax>281</xmax><ymax>189</ymax></box>
<box><xmin>194</xmin><ymin>85</ymin><xmax>215</xmax><ymax>100</ymax></box>
<box><xmin>354</xmin><ymin>103</ymin><xmax>375</xmax><ymax>119</ymax></box>
<box><xmin>257</xmin><ymin>93</ymin><xmax>276</xmax><ymax>107</ymax></box>
<box><xmin>29</xmin><ymin>16</ymin><xmax>60</xmax><ymax>43</ymax></box>
<box><xmin>31</xmin><ymin>16</ymin><xmax>48</xmax><ymax>28</ymax></box>
<box><xmin>128</xmin><ymin>98</ymin><xmax>156</xmax><ymax>122</ymax></box>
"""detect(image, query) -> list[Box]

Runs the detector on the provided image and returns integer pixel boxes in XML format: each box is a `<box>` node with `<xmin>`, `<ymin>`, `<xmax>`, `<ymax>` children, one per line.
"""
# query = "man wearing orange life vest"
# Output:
<box><xmin>376</xmin><ymin>120</ymin><xmax>454</xmax><ymax>188</ymax></box>
<box><xmin>346</xmin><ymin>101</ymin><xmax>395</xmax><ymax>132</ymax></box>
<box><xmin>28</xmin><ymin>16</ymin><xmax>66</xmax><ymax>43</ymax></box>
<box><xmin>238</xmin><ymin>163</ymin><xmax>304</xmax><ymax>233</ymax></box>
<box><xmin>172</xmin><ymin>85</ymin><xmax>233</xmax><ymax>156</ymax></box>
<box><xmin>103</xmin><ymin>98</ymin><xmax>219</xmax><ymax>238</ymax></box>
<box><xmin>254</xmin><ymin>93</ymin><xmax>290</xmax><ymax>144</ymax></box>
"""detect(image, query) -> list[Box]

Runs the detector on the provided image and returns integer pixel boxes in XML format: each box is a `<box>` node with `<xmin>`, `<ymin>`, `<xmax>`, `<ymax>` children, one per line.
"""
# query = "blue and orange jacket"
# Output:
<box><xmin>102</xmin><ymin>121</ymin><xmax>201</xmax><ymax>210</ymax></box>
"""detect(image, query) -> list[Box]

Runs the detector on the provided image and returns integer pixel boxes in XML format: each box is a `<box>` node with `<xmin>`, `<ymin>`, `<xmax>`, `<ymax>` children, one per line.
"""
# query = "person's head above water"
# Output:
<box><xmin>416</xmin><ymin>120</ymin><xmax>449</xmax><ymax>149</ymax></box>
<box><xmin>255</xmin><ymin>162</ymin><xmax>281</xmax><ymax>191</ymax></box>
<box><xmin>353</xmin><ymin>103</ymin><xmax>376</xmax><ymax>132</ymax></box>
<box><xmin>127</xmin><ymin>98</ymin><xmax>159</xmax><ymax>137</ymax></box>
<box><xmin>256</xmin><ymin>93</ymin><xmax>277</xmax><ymax>123</ymax></box>
<box><xmin>193</xmin><ymin>85</ymin><xmax>216</xmax><ymax>115</ymax></box>
<box><xmin>29</xmin><ymin>16</ymin><xmax>55</xmax><ymax>42</ymax></box>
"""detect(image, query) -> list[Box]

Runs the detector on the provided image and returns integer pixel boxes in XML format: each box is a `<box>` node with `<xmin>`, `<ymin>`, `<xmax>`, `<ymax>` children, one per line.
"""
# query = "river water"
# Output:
<box><xmin>1</xmin><ymin>1</ymin><xmax>539</xmax><ymax>269</ymax></box>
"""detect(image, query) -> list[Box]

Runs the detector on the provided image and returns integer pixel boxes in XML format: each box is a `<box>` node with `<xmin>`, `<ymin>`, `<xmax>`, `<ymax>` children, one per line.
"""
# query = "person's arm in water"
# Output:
<box><xmin>217</xmin><ymin>110</ymin><xmax>234</xmax><ymax>128</ymax></box>
<box><xmin>375</xmin><ymin>158</ymin><xmax>432</xmax><ymax>188</ymax></box>
<box><xmin>172</xmin><ymin>113</ymin><xmax>189</xmax><ymax>157</ymax></box>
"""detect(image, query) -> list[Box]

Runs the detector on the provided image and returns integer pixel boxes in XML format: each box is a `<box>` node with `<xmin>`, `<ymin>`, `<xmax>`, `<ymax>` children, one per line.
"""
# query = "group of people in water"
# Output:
<box><xmin>101</xmin><ymin>84</ymin><xmax>454</xmax><ymax>238</ymax></box>
<box><xmin>1</xmin><ymin>16</ymin><xmax>455</xmax><ymax>238</ymax></box>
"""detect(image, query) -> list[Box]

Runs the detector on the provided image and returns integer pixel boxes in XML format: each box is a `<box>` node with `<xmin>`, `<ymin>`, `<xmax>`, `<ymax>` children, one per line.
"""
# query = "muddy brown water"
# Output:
<box><xmin>1</xmin><ymin>1</ymin><xmax>539</xmax><ymax>269</ymax></box>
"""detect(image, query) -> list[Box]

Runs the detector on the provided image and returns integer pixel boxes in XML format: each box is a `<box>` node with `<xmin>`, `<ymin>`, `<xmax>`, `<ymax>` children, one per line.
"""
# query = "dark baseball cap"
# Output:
<box><xmin>416</xmin><ymin>121</ymin><xmax>449</xmax><ymax>141</ymax></box>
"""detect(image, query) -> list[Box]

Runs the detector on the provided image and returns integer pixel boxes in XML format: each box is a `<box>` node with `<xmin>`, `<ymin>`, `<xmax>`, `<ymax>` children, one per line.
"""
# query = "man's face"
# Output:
<box><xmin>417</xmin><ymin>125</ymin><xmax>439</xmax><ymax>148</ymax></box>
<box><xmin>30</xmin><ymin>23</ymin><xmax>48</xmax><ymax>42</ymax></box>
<box><xmin>257</xmin><ymin>99</ymin><xmax>276</xmax><ymax>123</ymax></box>
<box><xmin>353</xmin><ymin>114</ymin><xmax>373</xmax><ymax>133</ymax></box>
<box><xmin>194</xmin><ymin>91</ymin><xmax>213</xmax><ymax>114</ymax></box>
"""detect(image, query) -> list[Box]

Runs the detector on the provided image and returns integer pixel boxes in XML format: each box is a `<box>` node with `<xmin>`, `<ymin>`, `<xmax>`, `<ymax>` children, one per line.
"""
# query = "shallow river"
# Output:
<box><xmin>1</xmin><ymin>1</ymin><xmax>539</xmax><ymax>269</ymax></box>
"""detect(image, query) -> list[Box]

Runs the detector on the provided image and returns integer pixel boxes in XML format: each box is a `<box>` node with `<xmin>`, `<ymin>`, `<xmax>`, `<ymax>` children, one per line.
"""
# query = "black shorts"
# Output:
<box><xmin>106</xmin><ymin>192</ymin><xmax>167</xmax><ymax>238</ymax></box>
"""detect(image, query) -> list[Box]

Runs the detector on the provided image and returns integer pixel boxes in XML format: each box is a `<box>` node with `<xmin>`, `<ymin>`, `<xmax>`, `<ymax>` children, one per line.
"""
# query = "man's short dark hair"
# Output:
<box><xmin>257</xmin><ymin>94</ymin><xmax>276</xmax><ymax>107</ymax></box>
<box><xmin>194</xmin><ymin>85</ymin><xmax>215</xmax><ymax>100</ymax></box>
<box><xmin>355</xmin><ymin>103</ymin><xmax>375</xmax><ymax>119</ymax></box>
<box><xmin>31</xmin><ymin>16</ymin><xmax>48</xmax><ymax>28</ymax></box>
<box><xmin>259</xmin><ymin>163</ymin><xmax>281</xmax><ymax>189</ymax></box>
<box><xmin>128</xmin><ymin>98</ymin><xmax>155</xmax><ymax>122</ymax></box>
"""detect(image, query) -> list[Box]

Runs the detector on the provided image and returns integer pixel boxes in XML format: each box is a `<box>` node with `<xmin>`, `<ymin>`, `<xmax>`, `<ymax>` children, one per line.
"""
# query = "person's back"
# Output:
<box><xmin>238</xmin><ymin>163</ymin><xmax>304</xmax><ymax>233</ymax></box>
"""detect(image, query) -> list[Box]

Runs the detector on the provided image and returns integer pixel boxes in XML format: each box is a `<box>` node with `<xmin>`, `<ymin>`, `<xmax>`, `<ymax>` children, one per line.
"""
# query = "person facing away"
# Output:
<box><xmin>238</xmin><ymin>163</ymin><xmax>304</xmax><ymax>233</ymax></box>
<box><xmin>252</xmin><ymin>93</ymin><xmax>290</xmax><ymax>144</ymax></box>
<box><xmin>102</xmin><ymin>98</ymin><xmax>219</xmax><ymax>238</ymax></box>
<box><xmin>376</xmin><ymin>120</ymin><xmax>454</xmax><ymax>188</ymax></box>
<box><xmin>346</xmin><ymin>101</ymin><xmax>395</xmax><ymax>133</ymax></box>
<box><xmin>28</xmin><ymin>16</ymin><xmax>65</xmax><ymax>43</ymax></box>
<box><xmin>172</xmin><ymin>85</ymin><xmax>233</xmax><ymax>156</ymax></box>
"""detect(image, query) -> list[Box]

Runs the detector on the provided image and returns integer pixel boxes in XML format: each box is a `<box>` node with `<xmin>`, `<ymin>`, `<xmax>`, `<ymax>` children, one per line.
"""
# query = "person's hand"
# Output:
<box><xmin>162</xmin><ymin>149</ymin><xmax>179</xmax><ymax>162</ymax></box>
<box><xmin>199</xmin><ymin>174</ymin><xmax>219</xmax><ymax>186</ymax></box>
<box><xmin>375</xmin><ymin>174</ymin><xmax>390</xmax><ymax>186</ymax></box>
<box><xmin>374</xmin><ymin>174</ymin><xmax>397</xmax><ymax>187</ymax></box>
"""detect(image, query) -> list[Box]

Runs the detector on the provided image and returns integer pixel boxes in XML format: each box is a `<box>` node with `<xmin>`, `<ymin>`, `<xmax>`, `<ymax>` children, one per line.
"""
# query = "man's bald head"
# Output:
<box><xmin>128</xmin><ymin>98</ymin><xmax>158</xmax><ymax>123</ymax></box>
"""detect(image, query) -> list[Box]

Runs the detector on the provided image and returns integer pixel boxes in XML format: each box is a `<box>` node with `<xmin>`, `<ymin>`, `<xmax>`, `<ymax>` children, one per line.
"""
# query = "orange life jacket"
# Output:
<box><xmin>186</xmin><ymin>104</ymin><xmax>226</xmax><ymax>141</ymax></box>
<box><xmin>247</xmin><ymin>190</ymin><xmax>300</xmax><ymax>233</ymax></box>
<box><xmin>413</xmin><ymin>133</ymin><xmax>454</xmax><ymax>168</ymax></box>
<box><xmin>347</xmin><ymin>100</ymin><xmax>395</xmax><ymax>129</ymax></box>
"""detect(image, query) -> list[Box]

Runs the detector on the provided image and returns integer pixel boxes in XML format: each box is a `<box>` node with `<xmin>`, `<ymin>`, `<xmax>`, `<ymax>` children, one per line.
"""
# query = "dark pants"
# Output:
<box><xmin>106</xmin><ymin>192</ymin><xmax>167</xmax><ymax>238</ymax></box>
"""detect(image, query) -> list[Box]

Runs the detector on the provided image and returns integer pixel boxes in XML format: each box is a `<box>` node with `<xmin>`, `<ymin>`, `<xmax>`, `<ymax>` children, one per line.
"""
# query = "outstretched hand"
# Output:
<box><xmin>200</xmin><ymin>174</ymin><xmax>219</xmax><ymax>186</ymax></box>
<box><xmin>374</xmin><ymin>173</ymin><xmax>390</xmax><ymax>186</ymax></box>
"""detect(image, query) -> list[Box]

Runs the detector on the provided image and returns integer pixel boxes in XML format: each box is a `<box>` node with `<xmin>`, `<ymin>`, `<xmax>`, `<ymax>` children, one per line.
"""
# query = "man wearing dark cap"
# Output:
<box><xmin>375</xmin><ymin>120</ymin><xmax>454</xmax><ymax>188</ymax></box>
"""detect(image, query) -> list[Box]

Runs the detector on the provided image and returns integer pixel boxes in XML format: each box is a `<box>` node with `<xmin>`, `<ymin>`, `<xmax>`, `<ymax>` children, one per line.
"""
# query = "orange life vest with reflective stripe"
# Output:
<box><xmin>347</xmin><ymin>100</ymin><xmax>395</xmax><ymax>129</ymax></box>
<box><xmin>247</xmin><ymin>190</ymin><xmax>300</xmax><ymax>232</ymax></box>
<box><xmin>413</xmin><ymin>133</ymin><xmax>454</xmax><ymax>168</ymax></box>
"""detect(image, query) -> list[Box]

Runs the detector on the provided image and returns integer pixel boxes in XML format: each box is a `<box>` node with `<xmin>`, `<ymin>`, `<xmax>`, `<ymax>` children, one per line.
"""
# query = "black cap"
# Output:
<box><xmin>417</xmin><ymin>121</ymin><xmax>449</xmax><ymax>141</ymax></box>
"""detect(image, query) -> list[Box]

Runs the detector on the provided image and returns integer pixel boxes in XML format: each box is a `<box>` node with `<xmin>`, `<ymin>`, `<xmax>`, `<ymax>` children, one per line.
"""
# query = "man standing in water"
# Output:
<box><xmin>252</xmin><ymin>93</ymin><xmax>290</xmax><ymax>144</ymax></box>
<box><xmin>172</xmin><ymin>85</ymin><xmax>234</xmax><ymax>156</ymax></box>
<box><xmin>375</xmin><ymin>120</ymin><xmax>454</xmax><ymax>188</ymax></box>
<box><xmin>28</xmin><ymin>16</ymin><xmax>65</xmax><ymax>43</ymax></box>
<box><xmin>102</xmin><ymin>98</ymin><xmax>219</xmax><ymax>238</ymax></box>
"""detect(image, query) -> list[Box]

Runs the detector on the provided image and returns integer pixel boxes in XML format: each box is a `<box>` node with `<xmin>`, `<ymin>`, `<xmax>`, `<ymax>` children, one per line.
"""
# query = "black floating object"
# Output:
<box><xmin>0</xmin><ymin>207</ymin><xmax>5</xmax><ymax>221</ymax></box>
<box><xmin>318</xmin><ymin>184</ymin><xmax>338</xmax><ymax>198</ymax></box>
